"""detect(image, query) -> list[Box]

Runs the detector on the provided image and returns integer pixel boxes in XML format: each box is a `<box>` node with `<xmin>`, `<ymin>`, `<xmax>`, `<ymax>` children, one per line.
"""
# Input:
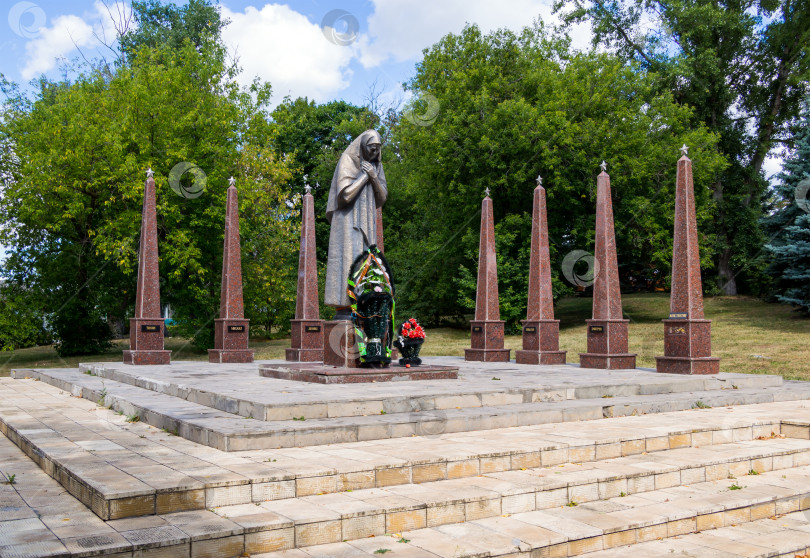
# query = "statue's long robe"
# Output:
<box><xmin>325</xmin><ymin>130</ymin><xmax>387</xmax><ymax>307</ymax></box>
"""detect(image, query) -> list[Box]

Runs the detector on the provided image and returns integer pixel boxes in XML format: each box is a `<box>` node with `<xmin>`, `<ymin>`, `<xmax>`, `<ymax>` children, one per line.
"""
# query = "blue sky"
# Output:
<box><xmin>1</xmin><ymin>0</ymin><xmax>576</xmax><ymax>107</ymax></box>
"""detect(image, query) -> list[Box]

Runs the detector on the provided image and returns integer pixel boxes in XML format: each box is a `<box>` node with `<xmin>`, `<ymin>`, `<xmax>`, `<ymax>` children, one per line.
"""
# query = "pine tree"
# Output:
<box><xmin>764</xmin><ymin>98</ymin><xmax>810</xmax><ymax>312</ymax></box>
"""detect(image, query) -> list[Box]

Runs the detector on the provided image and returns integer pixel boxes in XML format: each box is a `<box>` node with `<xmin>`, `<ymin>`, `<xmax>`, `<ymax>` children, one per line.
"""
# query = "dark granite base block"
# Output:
<box><xmin>656</xmin><ymin>355</ymin><xmax>720</xmax><ymax>375</ymax></box>
<box><xmin>259</xmin><ymin>363</ymin><xmax>458</xmax><ymax>384</ymax></box>
<box><xmin>122</xmin><ymin>350</ymin><xmax>171</xmax><ymax>365</ymax></box>
<box><xmin>322</xmin><ymin>320</ymin><xmax>360</xmax><ymax>368</ymax></box>
<box><xmin>515</xmin><ymin>350</ymin><xmax>567</xmax><ymax>365</ymax></box>
<box><xmin>579</xmin><ymin>352</ymin><xmax>637</xmax><ymax>370</ymax></box>
<box><xmin>464</xmin><ymin>348</ymin><xmax>511</xmax><ymax>362</ymax></box>
<box><xmin>285</xmin><ymin>348</ymin><xmax>324</xmax><ymax>362</ymax></box>
<box><xmin>208</xmin><ymin>349</ymin><xmax>254</xmax><ymax>364</ymax></box>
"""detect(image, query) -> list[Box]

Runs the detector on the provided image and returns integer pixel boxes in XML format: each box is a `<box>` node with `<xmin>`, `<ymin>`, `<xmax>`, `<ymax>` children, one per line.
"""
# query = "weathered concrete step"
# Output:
<box><xmin>0</xmin><ymin>431</ymin><xmax>293</xmax><ymax>558</ymax></box>
<box><xmin>210</xmin><ymin>442</ymin><xmax>810</xmax><ymax>551</ymax></box>
<box><xmin>586</xmin><ymin>512</ymin><xmax>810</xmax><ymax>557</ymax></box>
<box><xmin>71</xmin><ymin>359</ymin><xmax>782</xmax><ymax>420</ymax></box>
<box><xmin>13</xmin><ymin>367</ymin><xmax>810</xmax><ymax>450</ymax></box>
<box><xmin>6</xmin><ymin>378</ymin><xmax>809</xmax><ymax>524</ymax></box>
<box><xmin>251</xmin><ymin>464</ymin><xmax>810</xmax><ymax>556</ymax></box>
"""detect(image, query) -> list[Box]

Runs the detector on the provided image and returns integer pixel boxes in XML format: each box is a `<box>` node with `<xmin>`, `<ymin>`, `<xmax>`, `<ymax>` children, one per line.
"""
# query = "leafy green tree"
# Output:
<box><xmin>763</xmin><ymin>98</ymin><xmax>810</xmax><ymax>311</ymax></box>
<box><xmin>386</xmin><ymin>24</ymin><xmax>723</xmax><ymax>328</ymax></box>
<box><xmin>555</xmin><ymin>0</ymin><xmax>810</xmax><ymax>295</ymax></box>
<box><xmin>0</xmin><ymin>282</ymin><xmax>52</xmax><ymax>351</ymax></box>
<box><xmin>0</xmin><ymin>3</ymin><xmax>295</xmax><ymax>353</ymax></box>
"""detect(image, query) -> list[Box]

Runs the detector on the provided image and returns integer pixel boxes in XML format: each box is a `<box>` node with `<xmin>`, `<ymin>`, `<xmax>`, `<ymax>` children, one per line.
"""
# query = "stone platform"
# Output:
<box><xmin>258</xmin><ymin>362</ymin><xmax>458</xmax><ymax>383</ymax></box>
<box><xmin>2</xmin><ymin>371</ymin><xmax>810</xmax><ymax>557</ymax></box>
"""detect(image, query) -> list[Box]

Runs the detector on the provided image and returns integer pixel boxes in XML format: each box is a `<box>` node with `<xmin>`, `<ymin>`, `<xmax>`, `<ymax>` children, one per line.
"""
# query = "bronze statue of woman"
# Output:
<box><xmin>325</xmin><ymin>130</ymin><xmax>387</xmax><ymax>318</ymax></box>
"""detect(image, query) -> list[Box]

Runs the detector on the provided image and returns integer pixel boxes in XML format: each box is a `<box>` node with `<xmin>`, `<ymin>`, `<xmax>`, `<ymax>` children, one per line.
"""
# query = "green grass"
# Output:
<box><xmin>2</xmin><ymin>294</ymin><xmax>809</xmax><ymax>381</ymax></box>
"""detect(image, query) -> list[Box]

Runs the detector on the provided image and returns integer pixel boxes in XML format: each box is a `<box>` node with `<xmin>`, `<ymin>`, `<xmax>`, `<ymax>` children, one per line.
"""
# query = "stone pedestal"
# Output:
<box><xmin>125</xmin><ymin>169</ymin><xmax>171</xmax><ymax>365</ymax></box>
<box><xmin>580</xmin><ymin>319</ymin><xmax>636</xmax><ymax>369</ymax></box>
<box><xmin>286</xmin><ymin>320</ymin><xmax>325</xmax><ymax>362</ymax></box>
<box><xmin>515</xmin><ymin>320</ymin><xmax>566</xmax><ymax>365</ymax></box>
<box><xmin>209</xmin><ymin>318</ymin><xmax>253</xmax><ymax>363</ymax></box>
<box><xmin>516</xmin><ymin>177</ymin><xmax>566</xmax><ymax>366</ymax></box>
<box><xmin>656</xmin><ymin>319</ymin><xmax>720</xmax><ymax>374</ymax></box>
<box><xmin>323</xmin><ymin>320</ymin><xmax>360</xmax><ymax>368</ymax></box>
<box><xmin>656</xmin><ymin>148</ymin><xmax>719</xmax><ymax>375</ymax></box>
<box><xmin>578</xmin><ymin>165</ymin><xmax>636</xmax><ymax>370</ymax></box>
<box><xmin>287</xmin><ymin>185</ymin><xmax>323</xmax><ymax>361</ymax></box>
<box><xmin>123</xmin><ymin>318</ymin><xmax>170</xmax><ymax>365</ymax></box>
<box><xmin>465</xmin><ymin>320</ymin><xmax>511</xmax><ymax>362</ymax></box>
<box><xmin>209</xmin><ymin>180</ymin><xmax>253</xmax><ymax>364</ymax></box>
<box><xmin>465</xmin><ymin>193</ymin><xmax>511</xmax><ymax>363</ymax></box>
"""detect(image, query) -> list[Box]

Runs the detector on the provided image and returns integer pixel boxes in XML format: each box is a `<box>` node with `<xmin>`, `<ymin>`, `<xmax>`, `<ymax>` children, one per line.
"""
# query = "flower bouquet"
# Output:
<box><xmin>393</xmin><ymin>318</ymin><xmax>425</xmax><ymax>366</ymax></box>
<box><xmin>347</xmin><ymin>246</ymin><xmax>395</xmax><ymax>367</ymax></box>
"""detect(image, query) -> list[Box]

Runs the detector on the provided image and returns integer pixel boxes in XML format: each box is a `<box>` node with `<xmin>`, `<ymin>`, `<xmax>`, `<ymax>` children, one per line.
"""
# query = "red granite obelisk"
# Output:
<box><xmin>375</xmin><ymin>206</ymin><xmax>385</xmax><ymax>253</ymax></box>
<box><xmin>465</xmin><ymin>189</ymin><xmax>511</xmax><ymax>362</ymax></box>
<box><xmin>209</xmin><ymin>178</ymin><xmax>254</xmax><ymax>363</ymax></box>
<box><xmin>516</xmin><ymin>176</ymin><xmax>566</xmax><ymax>365</ymax></box>
<box><xmin>286</xmin><ymin>184</ymin><xmax>324</xmax><ymax>362</ymax></box>
<box><xmin>656</xmin><ymin>146</ymin><xmax>720</xmax><ymax>374</ymax></box>
<box><xmin>579</xmin><ymin>163</ymin><xmax>636</xmax><ymax>370</ymax></box>
<box><xmin>124</xmin><ymin>169</ymin><xmax>171</xmax><ymax>365</ymax></box>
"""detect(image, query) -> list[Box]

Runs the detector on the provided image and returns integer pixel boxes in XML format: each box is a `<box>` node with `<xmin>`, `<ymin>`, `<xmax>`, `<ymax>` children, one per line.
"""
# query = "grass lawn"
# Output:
<box><xmin>2</xmin><ymin>293</ymin><xmax>808</xmax><ymax>381</ymax></box>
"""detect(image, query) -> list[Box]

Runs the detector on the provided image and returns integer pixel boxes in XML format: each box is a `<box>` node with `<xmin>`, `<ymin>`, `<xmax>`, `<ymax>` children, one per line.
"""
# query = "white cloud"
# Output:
<box><xmin>21</xmin><ymin>15</ymin><xmax>95</xmax><ymax>79</ymax></box>
<box><xmin>20</xmin><ymin>1</ymin><xmax>133</xmax><ymax>80</ymax></box>
<box><xmin>358</xmin><ymin>0</ymin><xmax>569</xmax><ymax>69</ymax></box>
<box><xmin>221</xmin><ymin>4</ymin><xmax>355</xmax><ymax>103</ymax></box>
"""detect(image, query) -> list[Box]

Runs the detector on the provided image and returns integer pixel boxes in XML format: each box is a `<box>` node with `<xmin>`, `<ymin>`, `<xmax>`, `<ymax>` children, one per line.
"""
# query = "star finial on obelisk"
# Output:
<box><xmin>228</xmin><ymin>176</ymin><xmax>236</xmax><ymax>187</ymax></box>
<box><xmin>680</xmin><ymin>144</ymin><xmax>689</xmax><ymax>156</ymax></box>
<box><xmin>146</xmin><ymin>168</ymin><xmax>154</xmax><ymax>178</ymax></box>
<box><xmin>536</xmin><ymin>175</ymin><xmax>543</xmax><ymax>188</ymax></box>
<box><xmin>600</xmin><ymin>161</ymin><xmax>607</xmax><ymax>173</ymax></box>
<box><xmin>304</xmin><ymin>183</ymin><xmax>312</xmax><ymax>195</ymax></box>
<box><xmin>484</xmin><ymin>187</ymin><xmax>491</xmax><ymax>198</ymax></box>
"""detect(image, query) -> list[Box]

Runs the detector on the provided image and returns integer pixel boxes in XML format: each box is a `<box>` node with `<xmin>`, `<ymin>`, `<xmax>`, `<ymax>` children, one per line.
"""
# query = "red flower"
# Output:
<box><xmin>403</xmin><ymin>323</ymin><xmax>411</xmax><ymax>330</ymax></box>
<box><xmin>410</xmin><ymin>318</ymin><xmax>417</xmax><ymax>324</ymax></box>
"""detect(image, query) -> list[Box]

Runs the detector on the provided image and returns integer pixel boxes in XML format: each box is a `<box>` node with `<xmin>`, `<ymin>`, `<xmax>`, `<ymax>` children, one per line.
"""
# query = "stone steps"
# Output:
<box><xmin>72</xmin><ymin>360</ymin><xmax>782</xmax><ymax>421</ymax></box>
<box><xmin>207</xmin><ymin>443</ymin><xmax>810</xmax><ymax>553</ymax></box>
<box><xmin>2</xmin><ymin>376</ymin><xmax>810</xmax><ymax>525</ymax></box>
<box><xmin>11</xmin><ymin>366</ymin><xmax>810</xmax><ymax>451</ymax></box>
<box><xmin>249</xmin><ymin>463</ymin><xmax>810</xmax><ymax>557</ymax></box>
<box><xmin>586</xmin><ymin>512</ymin><xmax>810</xmax><ymax>557</ymax></box>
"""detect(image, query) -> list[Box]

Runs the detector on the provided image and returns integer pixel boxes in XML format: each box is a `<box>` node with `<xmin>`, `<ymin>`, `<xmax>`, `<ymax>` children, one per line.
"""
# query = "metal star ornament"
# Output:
<box><xmin>146</xmin><ymin>168</ymin><xmax>154</xmax><ymax>178</ymax></box>
<box><xmin>536</xmin><ymin>175</ymin><xmax>543</xmax><ymax>187</ymax></box>
<box><xmin>484</xmin><ymin>187</ymin><xmax>491</xmax><ymax>198</ymax></box>
<box><xmin>600</xmin><ymin>161</ymin><xmax>607</xmax><ymax>172</ymax></box>
<box><xmin>304</xmin><ymin>184</ymin><xmax>312</xmax><ymax>194</ymax></box>
<box><xmin>229</xmin><ymin>176</ymin><xmax>236</xmax><ymax>187</ymax></box>
<box><xmin>681</xmin><ymin>144</ymin><xmax>689</xmax><ymax>156</ymax></box>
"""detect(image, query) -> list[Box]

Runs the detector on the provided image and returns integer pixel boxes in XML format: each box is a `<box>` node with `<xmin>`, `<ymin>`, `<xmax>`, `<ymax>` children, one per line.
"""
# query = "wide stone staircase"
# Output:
<box><xmin>1</xmin><ymin>361</ymin><xmax>810</xmax><ymax>556</ymax></box>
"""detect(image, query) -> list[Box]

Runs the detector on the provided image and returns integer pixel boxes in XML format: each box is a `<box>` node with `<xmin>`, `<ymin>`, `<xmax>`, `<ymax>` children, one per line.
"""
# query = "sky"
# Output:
<box><xmin>1</xmin><ymin>0</ymin><xmax>584</xmax><ymax>108</ymax></box>
<box><xmin>0</xmin><ymin>0</ymin><xmax>786</xmax><ymax>261</ymax></box>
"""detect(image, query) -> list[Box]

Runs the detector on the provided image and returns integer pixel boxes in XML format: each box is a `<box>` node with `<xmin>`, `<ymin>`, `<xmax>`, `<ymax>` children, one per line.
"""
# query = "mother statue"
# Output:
<box><xmin>325</xmin><ymin>130</ymin><xmax>387</xmax><ymax>318</ymax></box>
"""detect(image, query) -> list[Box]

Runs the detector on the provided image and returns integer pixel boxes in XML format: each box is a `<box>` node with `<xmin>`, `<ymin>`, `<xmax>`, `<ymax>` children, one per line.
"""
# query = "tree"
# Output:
<box><xmin>555</xmin><ymin>0</ymin><xmax>810</xmax><ymax>294</ymax></box>
<box><xmin>385</xmin><ymin>23</ymin><xmax>724</xmax><ymax>328</ymax></box>
<box><xmin>763</xmin><ymin>97</ymin><xmax>810</xmax><ymax>311</ymax></box>
<box><xmin>0</xmin><ymin>2</ymin><xmax>296</xmax><ymax>353</ymax></box>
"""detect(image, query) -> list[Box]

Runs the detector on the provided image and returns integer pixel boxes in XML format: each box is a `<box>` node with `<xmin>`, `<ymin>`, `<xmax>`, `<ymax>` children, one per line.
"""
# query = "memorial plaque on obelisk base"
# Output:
<box><xmin>286</xmin><ymin>184</ymin><xmax>324</xmax><ymax>362</ymax></box>
<box><xmin>465</xmin><ymin>189</ymin><xmax>511</xmax><ymax>362</ymax></box>
<box><xmin>516</xmin><ymin>176</ymin><xmax>566</xmax><ymax>365</ymax></box>
<box><xmin>209</xmin><ymin>178</ymin><xmax>254</xmax><ymax>363</ymax></box>
<box><xmin>656</xmin><ymin>146</ymin><xmax>720</xmax><ymax>374</ymax></box>
<box><xmin>579</xmin><ymin>163</ymin><xmax>636</xmax><ymax>370</ymax></box>
<box><xmin>124</xmin><ymin>169</ymin><xmax>171</xmax><ymax>365</ymax></box>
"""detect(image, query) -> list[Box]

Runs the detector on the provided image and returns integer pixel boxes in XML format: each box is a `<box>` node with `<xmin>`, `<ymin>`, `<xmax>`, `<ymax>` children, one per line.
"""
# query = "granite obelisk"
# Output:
<box><xmin>287</xmin><ymin>184</ymin><xmax>324</xmax><ymax>362</ymax></box>
<box><xmin>209</xmin><ymin>177</ymin><xmax>254</xmax><ymax>363</ymax></box>
<box><xmin>656</xmin><ymin>146</ymin><xmax>720</xmax><ymax>374</ymax></box>
<box><xmin>579</xmin><ymin>162</ymin><xmax>636</xmax><ymax>370</ymax></box>
<box><xmin>465</xmin><ymin>189</ymin><xmax>511</xmax><ymax>362</ymax></box>
<box><xmin>124</xmin><ymin>169</ymin><xmax>171</xmax><ymax>365</ymax></box>
<box><xmin>516</xmin><ymin>176</ymin><xmax>566</xmax><ymax>365</ymax></box>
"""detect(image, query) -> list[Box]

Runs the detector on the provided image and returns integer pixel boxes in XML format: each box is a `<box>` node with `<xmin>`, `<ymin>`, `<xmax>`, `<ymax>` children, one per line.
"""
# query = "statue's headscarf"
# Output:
<box><xmin>326</xmin><ymin>130</ymin><xmax>384</xmax><ymax>222</ymax></box>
